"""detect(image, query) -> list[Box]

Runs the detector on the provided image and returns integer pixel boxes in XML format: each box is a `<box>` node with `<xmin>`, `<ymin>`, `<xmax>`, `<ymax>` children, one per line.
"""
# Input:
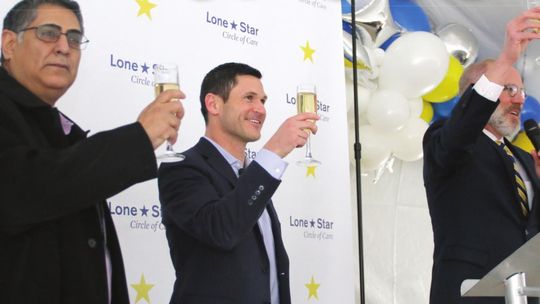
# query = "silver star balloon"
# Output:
<box><xmin>343</xmin><ymin>29</ymin><xmax>378</xmax><ymax>89</ymax></box>
<box><xmin>436</xmin><ymin>23</ymin><xmax>479</xmax><ymax>68</ymax></box>
<box><xmin>343</xmin><ymin>0</ymin><xmax>401</xmax><ymax>48</ymax></box>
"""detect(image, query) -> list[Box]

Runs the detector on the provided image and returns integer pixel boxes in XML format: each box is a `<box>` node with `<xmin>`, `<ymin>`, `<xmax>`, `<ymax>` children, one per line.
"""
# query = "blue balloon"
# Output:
<box><xmin>341</xmin><ymin>0</ymin><xmax>352</xmax><ymax>15</ymax></box>
<box><xmin>343</xmin><ymin>20</ymin><xmax>353</xmax><ymax>35</ymax></box>
<box><xmin>521</xmin><ymin>95</ymin><xmax>540</xmax><ymax>130</ymax></box>
<box><xmin>430</xmin><ymin>111</ymin><xmax>444</xmax><ymax>125</ymax></box>
<box><xmin>433</xmin><ymin>96</ymin><xmax>460</xmax><ymax>118</ymax></box>
<box><xmin>389</xmin><ymin>0</ymin><xmax>431</xmax><ymax>32</ymax></box>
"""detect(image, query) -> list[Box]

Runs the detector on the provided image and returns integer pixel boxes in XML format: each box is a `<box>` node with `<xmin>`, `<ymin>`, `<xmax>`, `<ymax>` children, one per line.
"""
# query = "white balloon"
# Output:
<box><xmin>378</xmin><ymin>31</ymin><xmax>449</xmax><ymax>98</ymax></box>
<box><xmin>346</xmin><ymin>80</ymin><xmax>372</xmax><ymax>114</ymax></box>
<box><xmin>359</xmin><ymin>125</ymin><xmax>391</xmax><ymax>172</ymax></box>
<box><xmin>408</xmin><ymin>97</ymin><xmax>423</xmax><ymax>118</ymax></box>
<box><xmin>369</xmin><ymin>47</ymin><xmax>386</xmax><ymax>67</ymax></box>
<box><xmin>390</xmin><ymin>118</ymin><xmax>429</xmax><ymax>162</ymax></box>
<box><xmin>367</xmin><ymin>89</ymin><xmax>410</xmax><ymax>131</ymax></box>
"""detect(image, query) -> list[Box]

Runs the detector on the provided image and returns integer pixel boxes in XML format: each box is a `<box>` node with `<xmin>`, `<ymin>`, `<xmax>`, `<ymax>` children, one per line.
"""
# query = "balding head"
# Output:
<box><xmin>460</xmin><ymin>59</ymin><xmax>525</xmax><ymax>138</ymax></box>
<box><xmin>458</xmin><ymin>59</ymin><xmax>496</xmax><ymax>95</ymax></box>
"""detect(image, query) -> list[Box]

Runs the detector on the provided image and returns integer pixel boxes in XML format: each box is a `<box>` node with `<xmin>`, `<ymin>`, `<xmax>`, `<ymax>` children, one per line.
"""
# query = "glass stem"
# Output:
<box><xmin>166</xmin><ymin>141</ymin><xmax>174</xmax><ymax>152</ymax></box>
<box><xmin>305</xmin><ymin>133</ymin><xmax>313</xmax><ymax>159</ymax></box>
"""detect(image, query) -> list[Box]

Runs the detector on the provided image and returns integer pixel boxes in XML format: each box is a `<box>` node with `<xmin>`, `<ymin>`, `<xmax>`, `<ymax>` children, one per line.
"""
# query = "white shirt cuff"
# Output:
<box><xmin>473</xmin><ymin>74</ymin><xmax>504</xmax><ymax>102</ymax></box>
<box><xmin>254</xmin><ymin>149</ymin><xmax>288</xmax><ymax>180</ymax></box>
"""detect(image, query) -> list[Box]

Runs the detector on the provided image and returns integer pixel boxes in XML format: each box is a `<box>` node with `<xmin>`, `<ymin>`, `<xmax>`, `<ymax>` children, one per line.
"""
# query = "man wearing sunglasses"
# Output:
<box><xmin>423</xmin><ymin>8</ymin><xmax>540</xmax><ymax>304</ymax></box>
<box><xmin>0</xmin><ymin>1</ymin><xmax>184</xmax><ymax>303</ymax></box>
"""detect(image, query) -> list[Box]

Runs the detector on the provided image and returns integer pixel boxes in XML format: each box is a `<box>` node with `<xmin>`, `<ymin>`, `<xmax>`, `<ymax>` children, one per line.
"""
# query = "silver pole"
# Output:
<box><xmin>505</xmin><ymin>272</ymin><xmax>528</xmax><ymax>304</ymax></box>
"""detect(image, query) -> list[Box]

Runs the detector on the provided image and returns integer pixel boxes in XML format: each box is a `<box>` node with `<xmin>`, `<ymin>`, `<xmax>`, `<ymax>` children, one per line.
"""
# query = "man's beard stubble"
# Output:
<box><xmin>488</xmin><ymin>105</ymin><xmax>521</xmax><ymax>138</ymax></box>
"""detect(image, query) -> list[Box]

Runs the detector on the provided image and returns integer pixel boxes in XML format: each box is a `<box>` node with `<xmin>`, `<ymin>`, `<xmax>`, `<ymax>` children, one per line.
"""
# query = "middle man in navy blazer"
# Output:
<box><xmin>158</xmin><ymin>62</ymin><xmax>319</xmax><ymax>304</ymax></box>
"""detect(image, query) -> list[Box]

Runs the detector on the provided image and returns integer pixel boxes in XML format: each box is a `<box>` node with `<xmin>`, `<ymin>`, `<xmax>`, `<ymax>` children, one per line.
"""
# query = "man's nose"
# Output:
<box><xmin>254</xmin><ymin>100</ymin><xmax>266</xmax><ymax>114</ymax></box>
<box><xmin>514</xmin><ymin>93</ymin><xmax>525</xmax><ymax>104</ymax></box>
<box><xmin>54</xmin><ymin>34</ymin><xmax>71</xmax><ymax>54</ymax></box>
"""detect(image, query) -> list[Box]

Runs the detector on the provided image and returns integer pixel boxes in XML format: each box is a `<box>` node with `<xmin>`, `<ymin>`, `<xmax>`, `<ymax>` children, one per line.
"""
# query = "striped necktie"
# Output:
<box><xmin>497</xmin><ymin>141</ymin><xmax>529</xmax><ymax>218</ymax></box>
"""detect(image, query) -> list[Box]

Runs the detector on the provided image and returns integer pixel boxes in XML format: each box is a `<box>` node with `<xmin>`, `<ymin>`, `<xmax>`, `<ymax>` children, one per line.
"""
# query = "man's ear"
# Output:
<box><xmin>205</xmin><ymin>93</ymin><xmax>222</xmax><ymax>117</ymax></box>
<box><xmin>2</xmin><ymin>30</ymin><xmax>18</xmax><ymax>61</ymax></box>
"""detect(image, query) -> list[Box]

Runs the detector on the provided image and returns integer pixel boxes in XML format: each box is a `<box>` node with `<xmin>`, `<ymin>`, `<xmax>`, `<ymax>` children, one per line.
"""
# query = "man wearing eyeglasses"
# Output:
<box><xmin>423</xmin><ymin>8</ymin><xmax>540</xmax><ymax>304</ymax></box>
<box><xmin>0</xmin><ymin>1</ymin><xmax>184</xmax><ymax>304</ymax></box>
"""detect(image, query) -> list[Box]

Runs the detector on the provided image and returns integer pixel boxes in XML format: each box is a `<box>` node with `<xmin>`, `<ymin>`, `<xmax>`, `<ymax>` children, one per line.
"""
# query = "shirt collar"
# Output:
<box><xmin>483</xmin><ymin>128</ymin><xmax>503</xmax><ymax>143</ymax></box>
<box><xmin>58</xmin><ymin>111</ymin><xmax>74</xmax><ymax>135</ymax></box>
<box><xmin>203</xmin><ymin>136</ymin><xmax>243</xmax><ymax>172</ymax></box>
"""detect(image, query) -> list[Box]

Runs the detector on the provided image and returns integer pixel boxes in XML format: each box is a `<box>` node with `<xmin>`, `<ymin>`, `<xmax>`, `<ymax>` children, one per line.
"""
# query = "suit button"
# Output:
<box><xmin>255</xmin><ymin>190</ymin><xmax>261</xmax><ymax>195</ymax></box>
<box><xmin>88</xmin><ymin>238</ymin><xmax>97</xmax><ymax>248</ymax></box>
<box><xmin>247</xmin><ymin>199</ymin><xmax>254</xmax><ymax>206</ymax></box>
<box><xmin>258</xmin><ymin>185</ymin><xmax>264</xmax><ymax>191</ymax></box>
<box><xmin>251</xmin><ymin>195</ymin><xmax>257</xmax><ymax>200</ymax></box>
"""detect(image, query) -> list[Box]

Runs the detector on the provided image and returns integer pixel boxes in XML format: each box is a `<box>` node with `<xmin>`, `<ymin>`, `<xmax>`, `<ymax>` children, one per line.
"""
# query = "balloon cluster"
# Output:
<box><xmin>342</xmin><ymin>0</ymin><xmax>479</xmax><ymax>178</ymax></box>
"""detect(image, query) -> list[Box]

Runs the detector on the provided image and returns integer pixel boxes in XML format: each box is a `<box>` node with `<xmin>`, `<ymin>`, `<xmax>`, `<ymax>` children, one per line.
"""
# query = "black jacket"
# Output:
<box><xmin>0</xmin><ymin>67</ymin><xmax>157</xmax><ymax>304</ymax></box>
<box><xmin>423</xmin><ymin>87</ymin><xmax>540</xmax><ymax>304</ymax></box>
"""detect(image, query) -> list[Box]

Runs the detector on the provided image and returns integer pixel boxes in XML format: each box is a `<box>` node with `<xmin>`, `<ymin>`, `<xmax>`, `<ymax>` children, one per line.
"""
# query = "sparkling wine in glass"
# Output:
<box><xmin>154</xmin><ymin>63</ymin><xmax>185</xmax><ymax>162</ymax></box>
<box><xmin>296</xmin><ymin>83</ymin><xmax>321</xmax><ymax>166</ymax></box>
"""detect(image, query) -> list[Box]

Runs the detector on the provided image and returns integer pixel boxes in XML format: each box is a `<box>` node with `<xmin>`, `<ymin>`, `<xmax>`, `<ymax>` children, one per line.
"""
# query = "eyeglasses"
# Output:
<box><xmin>18</xmin><ymin>23</ymin><xmax>89</xmax><ymax>50</ymax></box>
<box><xmin>503</xmin><ymin>84</ymin><xmax>526</xmax><ymax>98</ymax></box>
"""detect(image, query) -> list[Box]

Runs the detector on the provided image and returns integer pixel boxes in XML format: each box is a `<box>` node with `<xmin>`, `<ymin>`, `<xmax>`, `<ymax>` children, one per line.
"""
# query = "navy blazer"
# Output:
<box><xmin>423</xmin><ymin>87</ymin><xmax>540</xmax><ymax>304</ymax></box>
<box><xmin>158</xmin><ymin>137</ymin><xmax>291</xmax><ymax>304</ymax></box>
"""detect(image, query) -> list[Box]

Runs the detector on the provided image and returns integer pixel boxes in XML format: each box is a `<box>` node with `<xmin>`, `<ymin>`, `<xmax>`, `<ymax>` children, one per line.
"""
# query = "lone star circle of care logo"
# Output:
<box><xmin>289</xmin><ymin>215</ymin><xmax>336</xmax><ymax>241</ymax></box>
<box><xmin>204</xmin><ymin>10</ymin><xmax>262</xmax><ymax>47</ymax></box>
<box><xmin>108</xmin><ymin>201</ymin><xmax>166</xmax><ymax>233</ymax></box>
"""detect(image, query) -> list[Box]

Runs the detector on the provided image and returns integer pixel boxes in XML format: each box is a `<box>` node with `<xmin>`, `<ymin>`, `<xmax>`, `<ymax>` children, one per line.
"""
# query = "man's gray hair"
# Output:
<box><xmin>1</xmin><ymin>0</ymin><xmax>83</xmax><ymax>62</ymax></box>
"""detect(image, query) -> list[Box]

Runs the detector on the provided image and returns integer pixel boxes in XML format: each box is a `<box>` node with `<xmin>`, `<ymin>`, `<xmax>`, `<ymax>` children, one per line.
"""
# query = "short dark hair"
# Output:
<box><xmin>199</xmin><ymin>62</ymin><xmax>262</xmax><ymax>124</ymax></box>
<box><xmin>1</xmin><ymin>0</ymin><xmax>83</xmax><ymax>62</ymax></box>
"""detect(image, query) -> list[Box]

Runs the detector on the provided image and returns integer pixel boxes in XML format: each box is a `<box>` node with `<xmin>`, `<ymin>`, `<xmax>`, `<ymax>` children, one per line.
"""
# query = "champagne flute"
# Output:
<box><xmin>528</xmin><ymin>0</ymin><xmax>540</xmax><ymax>32</ymax></box>
<box><xmin>154</xmin><ymin>63</ymin><xmax>185</xmax><ymax>162</ymax></box>
<box><xmin>526</xmin><ymin>0</ymin><xmax>540</xmax><ymax>64</ymax></box>
<box><xmin>296</xmin><ymin>83</ymin><xmax>321</xmax><ymax>166</ymax></box>
<box><xmin>528</xmin><ymin>0</ymin><xmax>540</xmax><ymax>8</ymax></box>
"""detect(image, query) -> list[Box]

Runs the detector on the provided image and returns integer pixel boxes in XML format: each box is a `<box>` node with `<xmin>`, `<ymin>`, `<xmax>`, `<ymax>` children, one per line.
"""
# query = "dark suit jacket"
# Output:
<box><xmin>158</xmin><ymin>137</ymin><xmax>291</xmax><ymax>304</ymax></box>
<box><xmin>423</xmin><ymin>87</ymin><xmax>540</xmax><ymax>304</ymax></box>
<box><xmin>0</xmin><ymin>67</ymin><xmax>157</xmax><ymax>304</ymax></box>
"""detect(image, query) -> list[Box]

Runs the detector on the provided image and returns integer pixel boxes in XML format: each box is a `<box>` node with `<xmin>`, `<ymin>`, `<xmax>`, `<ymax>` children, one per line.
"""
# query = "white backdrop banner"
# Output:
<box><xmin>0</xmin><ymin>0</ymin><xmax>355</xmax><ymax>303</ymax></box>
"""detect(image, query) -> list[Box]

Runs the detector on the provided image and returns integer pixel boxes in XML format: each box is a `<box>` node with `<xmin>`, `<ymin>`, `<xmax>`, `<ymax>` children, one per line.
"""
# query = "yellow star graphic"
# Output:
<box><xmin>306</xmin><ymin>165</ymin><xmax>317</xmax><ymax>177</ymax></box>
<box><xmin>130</xmin><ymin>274</ymin><xmax>155</xmax><ymax>303</ymax></box>
<box><xmin>305</xmin><ymin>275</ymin><xmax>321</xmax><ymax>300</ymax></box>
<box><xmin>135</xmin><ymin>0</ymin><xmax>157</xmax><ymax>20</ymax></box>
<box><xmin>300</xmin><ymin>41</ymin><xmax>316</xmax><ymax>63</ymax></box>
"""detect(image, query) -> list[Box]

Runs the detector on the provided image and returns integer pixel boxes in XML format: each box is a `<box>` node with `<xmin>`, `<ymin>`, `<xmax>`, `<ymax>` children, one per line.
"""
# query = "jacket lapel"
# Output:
<box><xmin>196</xmin><ymin>137</ymin><xmax>276</xmax><ymax>267</ymax></box>
<box><xmin>195</xmin><ymin>137</ymin><xmax>239</xmax><ymax>187</ymax></box>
